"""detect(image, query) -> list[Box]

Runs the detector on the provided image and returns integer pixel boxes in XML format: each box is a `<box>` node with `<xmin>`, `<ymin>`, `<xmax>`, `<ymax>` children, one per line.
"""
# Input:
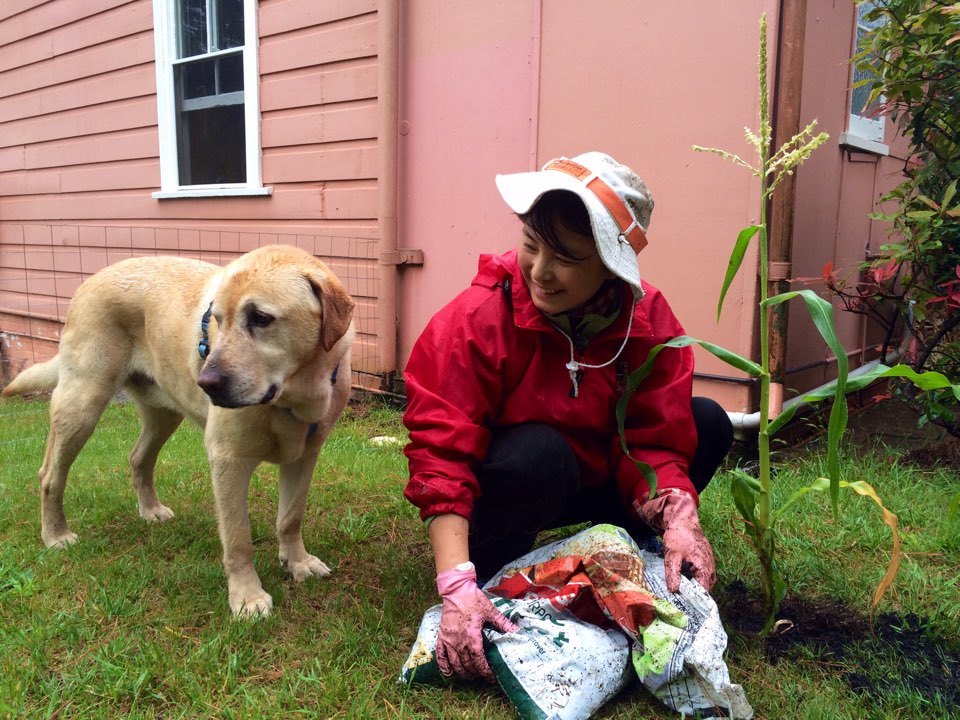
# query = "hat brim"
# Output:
<box><xmin>495</xmin><ymin>170</ymin><xmax>642</xmax><ymax>290</ymax></box>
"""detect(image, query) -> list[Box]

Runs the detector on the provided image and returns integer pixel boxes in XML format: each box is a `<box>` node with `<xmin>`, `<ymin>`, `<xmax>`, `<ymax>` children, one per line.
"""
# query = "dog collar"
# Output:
<box><xmin>198</xmin><ymin>302</ymin><xmax>213</xmax><ymax>359</ymax></box>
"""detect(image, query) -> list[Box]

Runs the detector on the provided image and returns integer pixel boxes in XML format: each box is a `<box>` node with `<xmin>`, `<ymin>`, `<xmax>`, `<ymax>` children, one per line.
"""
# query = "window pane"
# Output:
<box><xmin>217</xmin><ymin>0</ymin><xmax>244</xmax><ymax>50</ymax></box>
<box><xmin>219</xmin><ymin>53</ymin><xmax>244</xmax><ymax>94</ymax></box>
<box><xmin>853</xmin><ymin>22</ymin><xmax>882</xmax><ymax>117</ymax></box>
<box><xmin>176</xmin><ymin>53</ymin><xmax>243</xmax><ymax>100</ymax></box>
<box><xmin>178</xmin><ymin>0</ymin><xmax>207</xmax><ymax>58</ymax></box>
<box><xmin>179</xmin><ymin>57</ymin><xmax>217</xmax><ymax>99</ymax></box>
<box><xmin>177</xmin><ymin>104</ymin><xmax>246</xmax><ymax>184</ymax></box>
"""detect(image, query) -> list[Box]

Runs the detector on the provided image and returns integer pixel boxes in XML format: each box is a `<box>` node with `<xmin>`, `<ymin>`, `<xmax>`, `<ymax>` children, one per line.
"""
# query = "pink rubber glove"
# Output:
<box><xmin>435</xmin><ymin>562</ymin><xmax>521</xmax><ymax>682</ymax></box>
<box><xmin>640</xmin><ymin>489</ymin><xmax>717</xmax><ymax>593</ymax></box>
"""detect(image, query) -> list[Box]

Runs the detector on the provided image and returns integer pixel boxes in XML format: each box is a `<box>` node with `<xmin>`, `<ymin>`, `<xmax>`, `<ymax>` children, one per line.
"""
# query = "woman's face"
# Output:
<box><xmin>517</xmin><ymin>220</ymin><xmax>612</xmax><ymax>316</ymax></box>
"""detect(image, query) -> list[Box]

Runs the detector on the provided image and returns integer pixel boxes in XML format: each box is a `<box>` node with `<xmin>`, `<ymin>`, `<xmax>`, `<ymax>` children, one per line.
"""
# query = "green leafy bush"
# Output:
<box><xmin>826</xmin><ymin>0</ymin><xmax>960</xmax><ymax>433</ymax></box>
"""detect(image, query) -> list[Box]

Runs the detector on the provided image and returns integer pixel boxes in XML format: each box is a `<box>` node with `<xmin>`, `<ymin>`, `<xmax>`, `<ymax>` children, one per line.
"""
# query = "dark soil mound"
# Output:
<box><xmin>720</xmin><ymin>580</ymin><xmax>960</xmax><ymax>709</ymax></box>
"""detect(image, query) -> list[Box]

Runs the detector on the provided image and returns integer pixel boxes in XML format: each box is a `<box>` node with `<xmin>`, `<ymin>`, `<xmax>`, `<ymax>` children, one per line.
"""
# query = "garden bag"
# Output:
<box><xmin>400</xmin><ymin>524</ymin><xmax>753</xmax><ymax>720</ymax></box>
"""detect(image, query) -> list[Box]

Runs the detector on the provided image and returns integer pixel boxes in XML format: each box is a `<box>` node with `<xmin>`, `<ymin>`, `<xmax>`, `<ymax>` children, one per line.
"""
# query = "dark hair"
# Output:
<box><xmin>518</xmin><ymin>190</ymin><xmax>593</xmax><ymax>260</ymax></box>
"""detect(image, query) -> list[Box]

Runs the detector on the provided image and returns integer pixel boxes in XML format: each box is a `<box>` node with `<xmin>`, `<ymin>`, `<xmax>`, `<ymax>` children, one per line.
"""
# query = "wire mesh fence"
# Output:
<box><xmin>0</xmin><ymin>224</ymin><xmax>395</xmax><ymax>455</ymax></box>
<box><xmin>0</xmin><ymin>225</ymin><xmax>386</xmax><ymax>391</ymax></box>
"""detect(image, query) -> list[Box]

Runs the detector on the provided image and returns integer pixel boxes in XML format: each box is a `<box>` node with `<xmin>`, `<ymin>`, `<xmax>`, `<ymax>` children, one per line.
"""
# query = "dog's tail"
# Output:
<box><xmin>2</xmin><ymin>356</ymin><xmax>60</xmax><ymax>397</ymax></box>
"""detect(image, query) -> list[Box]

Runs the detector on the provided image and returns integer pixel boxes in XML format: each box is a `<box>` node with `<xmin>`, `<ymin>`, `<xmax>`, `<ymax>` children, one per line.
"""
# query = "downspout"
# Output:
<box><xmin>765</xmin><ymin>0</ymin><xmax>807</xmax><ymax>418</ymax></box>
<box><xmin>376</xmin><ymin>0</ymin><xmax>401</xmax><ymax>382</ymax></box>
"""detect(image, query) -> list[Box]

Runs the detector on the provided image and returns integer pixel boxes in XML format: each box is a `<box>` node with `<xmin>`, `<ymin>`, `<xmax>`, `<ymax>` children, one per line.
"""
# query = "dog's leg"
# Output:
<box><xmin>277</xmin><ymin>451</ymin><xmax>330</xmax><ymax>581</ymax></box>
<box><xmin>208</xmin><ymin>451</ymin><xmax>272</xmax><ymax>618</ymax></box>
<box><xmin>38</xmin><ymin>382</ymin><xmax>112</xmax><ymax>548</ymax></box>
<box><xmin>129</xmin><ymin>403</ymin><xmax>183</xmax><ymax>522</ymax></box>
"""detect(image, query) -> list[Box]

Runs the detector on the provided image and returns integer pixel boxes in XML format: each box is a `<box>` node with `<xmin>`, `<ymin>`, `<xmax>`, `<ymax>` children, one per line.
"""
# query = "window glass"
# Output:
<box><xmin>178</xmin><ymin>0</ymin><xmax>207</xmax><ymax>58</ymax></box>
<box><xmin>217</xmin><ymin>0</ymin><xmax>244</xmax><ymax>50</ymax></box>
<box><xmin>178</xmin><ymin>105</ymin><xmax>246</xmax><ymax>184</ymax></box>
<box><xmin>849</xmin><ymin>1</ymin><xmax>886</xmax><ymax>143</ymax></box>
<box><xmin>158</xmin><ymin>0</ymin><xmax>257</xmax><ymax>188</ymax></box>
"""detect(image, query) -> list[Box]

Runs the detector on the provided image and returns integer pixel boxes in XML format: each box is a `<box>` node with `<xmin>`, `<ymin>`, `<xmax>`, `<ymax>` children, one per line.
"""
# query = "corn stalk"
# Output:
<box><xmin>618</xmin><ymin>14</ymin><xmax>960</xmax><ymax>634</ymax></box>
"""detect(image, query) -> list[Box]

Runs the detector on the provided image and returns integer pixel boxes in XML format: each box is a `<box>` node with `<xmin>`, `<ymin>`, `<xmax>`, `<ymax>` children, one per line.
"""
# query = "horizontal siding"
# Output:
<box><xmin>0</xmin><ymin>62</ymin><xmax>156</xmax><ymax>123</ymax></box>
<box><xmin>261</xmin><ymin>60</ymin><xmax>377</xmax><ymax>111</ymax></box>
<box><xmin>0</xmin><ymin>184</ymin><xmax>379</xmax><ymax>222</ymax></box>
<box><xmin>0</xmin><ymin>0</ymin><xmax>385</xmax><ymax>380</ymax></box>
<box><xmin>262</xmin><ymin>101</ymin><xmax>378</xmax><ymax>147</ymax></box>
<box><xmin>0</xmin><ymin>2</ymin><xmax>49</xmax><ymax>24</ymax></box>
<box><xmin>0</xmin><ymin>0</ymin><xmax>128</xmax><ymax>43</ymax></box>
<box><xmin>25</xmin><ymin>128</ymin><xmax>159</xmax><ymax>169</ymax></box>
<box><xmin>0</xmin><ymin>96</ymin><xmax>158</xmax><ymax>147</ymax></box>
<box><xmin>259</xmin><ymin>0</ymin><xmax>376</xmax><ymax>37</ymax></box>
<box><xmin>0</xmin><ymin>0</ymin><xmax>380</xmax><ymax>224</ymax></box>
<box><xmin>0</xmin><ymin>30</ymin><xmax>154</xmax><ymax>99</ymax></box>
<box><xmin>0</xmin><ymin>2</ymin><xmax>151</xmax><ymax>73</ymax></box>
<box><xmin>260</xmin><ymin>18</ymin><xmax>377</xmax><ymax>74</ymax></box>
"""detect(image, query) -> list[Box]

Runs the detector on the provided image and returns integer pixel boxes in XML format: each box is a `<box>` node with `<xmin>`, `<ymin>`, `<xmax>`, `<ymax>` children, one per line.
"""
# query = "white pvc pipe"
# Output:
<box><xmin>727</xmin><ymin>348</ymin><xmax>903</xmax><ymax>433</ymax></box>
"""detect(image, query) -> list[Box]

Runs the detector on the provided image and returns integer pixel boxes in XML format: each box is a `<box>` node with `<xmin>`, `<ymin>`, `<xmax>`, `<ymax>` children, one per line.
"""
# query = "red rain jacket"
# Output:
<box><xmin>403</xmin><ymin>250</ymin><xmax>698</xmax><ymax>523</ymax></box>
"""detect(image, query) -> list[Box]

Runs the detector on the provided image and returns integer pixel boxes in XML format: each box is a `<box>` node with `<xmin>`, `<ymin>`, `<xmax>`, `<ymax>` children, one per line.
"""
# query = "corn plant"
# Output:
<box><xmin>617</xmin><ymin>14</ymin><xmax>960</xmax><ymax>634</ymax></box>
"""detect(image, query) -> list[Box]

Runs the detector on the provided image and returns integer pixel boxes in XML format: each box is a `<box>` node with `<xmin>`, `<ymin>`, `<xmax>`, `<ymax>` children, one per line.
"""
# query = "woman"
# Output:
<box><xmin>402</xmin><ymin>152</ymin><xmax>733</xmax><ymax>682</ymax></box>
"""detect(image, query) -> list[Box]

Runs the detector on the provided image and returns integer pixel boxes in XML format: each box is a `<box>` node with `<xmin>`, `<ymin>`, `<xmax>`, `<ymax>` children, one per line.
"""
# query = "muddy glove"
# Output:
<box><xmin>640</xmin><ymin>489</ymin><xmax>716</xmax><ymax>593</ymax></box>
<box><xmin>435</xmin><ymin>561</ymin><xmax>521</xmax><ymax>682</ymax></box>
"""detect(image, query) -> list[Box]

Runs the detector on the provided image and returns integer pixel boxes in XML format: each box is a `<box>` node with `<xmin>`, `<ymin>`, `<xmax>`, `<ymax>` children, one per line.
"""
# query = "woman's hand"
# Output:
<box><xmin>640</xmin><ymin>490</ymin><xmax>716</xmax><ymax>593</ymax></box>
<box><xmin>435</xmin><ymin>563</ymin><xmax>521</xmax><ymax>682</ymax></box>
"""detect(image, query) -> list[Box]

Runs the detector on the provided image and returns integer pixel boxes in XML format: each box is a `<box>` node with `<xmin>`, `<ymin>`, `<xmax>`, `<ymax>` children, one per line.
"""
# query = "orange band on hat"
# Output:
<box><xmin>545</xmin><ymin>159</ymin><xmax>648</xmax><ymax>254</ymax></box>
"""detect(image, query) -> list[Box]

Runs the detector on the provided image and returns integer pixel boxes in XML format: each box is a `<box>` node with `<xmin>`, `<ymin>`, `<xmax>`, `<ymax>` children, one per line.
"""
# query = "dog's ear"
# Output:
<box><xmin>307</xmin><ymin>273</ymin><xmax>355</xmax><ymax>351</ymax></box>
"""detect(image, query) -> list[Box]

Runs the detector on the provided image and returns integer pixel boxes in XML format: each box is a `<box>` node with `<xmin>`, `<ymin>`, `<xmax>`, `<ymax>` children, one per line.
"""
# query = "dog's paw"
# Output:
<box><xmin>284</xmin><ymin>554</ymin><xmax>332</xmax><ymax>582</ymax></box>
<box><xmin>139</xmin><ymin>503</ymin><xmax>175</xmax><ymax>523</ymax></box>
<box><xmin>230</xmin><ymin>590</ymin><xmax>274</xmax><ymax>618</ymax></box>
<box><xmin>42</xmin><ymin>530</ymin><xmax>79</xmax><ymax>549</ymax></box>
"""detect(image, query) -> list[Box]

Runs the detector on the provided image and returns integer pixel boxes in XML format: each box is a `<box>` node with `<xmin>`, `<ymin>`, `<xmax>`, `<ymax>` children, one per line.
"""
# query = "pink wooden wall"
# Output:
<box><xmin>398</xmin><ymin>0</ymin><xmax>907</xmax><ymax>412</ymax></box>
<box><xmin>0</xmin><ymin>0</ymin><xmax>382</xmax><ymax>383</ymax></box>
<box><xmin>0</xmin><ymin>0</ymin><xmax>910</xmax><ymax>413</ymax></box>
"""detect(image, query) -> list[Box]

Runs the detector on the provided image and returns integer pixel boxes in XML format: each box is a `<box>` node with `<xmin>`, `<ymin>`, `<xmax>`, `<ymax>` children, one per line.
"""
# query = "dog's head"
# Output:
<box><xmin>196</xmin><ymin>245</ymin><xmax>355</xmax><ymax>412</ymax></box>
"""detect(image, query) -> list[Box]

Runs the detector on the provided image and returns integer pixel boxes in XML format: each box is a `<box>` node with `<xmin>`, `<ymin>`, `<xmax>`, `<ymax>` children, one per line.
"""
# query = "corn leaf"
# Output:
<box><xmin>616</xmin><ymin>335</ymin><xmax>763</xmax><ymax>496</ymax></box>
<box><xmin>764</xmin><ymin>290</ymin><xmax>848</xmax><ymax>513</ymax></box>
<box><xmin>718</xmin><ymin>225</ymin><xmax>760</xmax><ymax>321</ymax></box>
<box><xmin>771</xmin><ymin>478</ymin><xmax>901</xmax><ymax>622</ymax></box>
<box><xmin>766</xmin><ymin>363</ymin><xmax>960</xmax><ymax>437</ymax></box>
<box><xmin>730</xmin><ymin>469</ymin><xmax>759</xmax><ymax>531</ymax></box>
<box><xmin>843</xmin><ymin>480</ymin><xmax>901</xmax><ymax>621</ymax></box>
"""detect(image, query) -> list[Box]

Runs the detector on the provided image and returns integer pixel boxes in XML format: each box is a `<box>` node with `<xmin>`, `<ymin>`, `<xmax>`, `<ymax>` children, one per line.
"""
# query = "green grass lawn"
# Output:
<box><xmin>0</xmin><ymin>397</ymin><xmax>957</xmax><ymax>719</ymax></box>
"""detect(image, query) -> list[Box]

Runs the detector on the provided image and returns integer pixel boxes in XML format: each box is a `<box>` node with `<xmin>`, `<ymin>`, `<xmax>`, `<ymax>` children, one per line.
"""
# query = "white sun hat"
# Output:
<box><xmin>495</xmin><ymin>151</ymin><xmax>654</xmax><ymax>291</ymax></box>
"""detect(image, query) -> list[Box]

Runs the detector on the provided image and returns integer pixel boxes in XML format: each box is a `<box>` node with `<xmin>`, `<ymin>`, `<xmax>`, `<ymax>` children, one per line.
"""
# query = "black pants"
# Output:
<box><xmin>469</xmin><ymin>397</ymin><xmax>734</xmax><ymax>580</ymax></box>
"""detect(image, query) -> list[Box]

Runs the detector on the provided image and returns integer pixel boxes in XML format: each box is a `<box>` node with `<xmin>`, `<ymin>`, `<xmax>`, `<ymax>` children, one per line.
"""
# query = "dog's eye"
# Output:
<box><xmin>246</xmin><ymin>309</ymin><xmax>275</xmax><ymax>329</ymax></box>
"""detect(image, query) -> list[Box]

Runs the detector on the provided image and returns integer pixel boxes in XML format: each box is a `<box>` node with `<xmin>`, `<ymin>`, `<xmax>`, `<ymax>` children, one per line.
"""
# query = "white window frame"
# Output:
<box><xmin>842</xmin><ymin>0</ymin><xmax>889</xmax><ymax>155</ymax></box>
<box><xmin>151</xmin><ymin>0</ymin><xmax>271</xmax><ymax>198</ymax></box>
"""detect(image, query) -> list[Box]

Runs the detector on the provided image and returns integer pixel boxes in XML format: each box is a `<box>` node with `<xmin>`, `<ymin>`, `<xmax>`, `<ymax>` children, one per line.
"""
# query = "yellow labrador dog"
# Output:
<box><xmin>2</xmin><ymin>244</ymin><xmax>355</xmax><ymax>617</ymax></box>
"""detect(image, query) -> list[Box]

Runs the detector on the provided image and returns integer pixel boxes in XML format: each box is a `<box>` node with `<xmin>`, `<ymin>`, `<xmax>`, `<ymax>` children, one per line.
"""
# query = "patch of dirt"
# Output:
<box><xmin>720</xmin><ymin>580</ymin><xmax>960</xmax><ymax>708</ymax></box>
<box><xmin>755</xmin><ymin>395</ymin><xmax>960</xmax><ymax>472</ymax></box>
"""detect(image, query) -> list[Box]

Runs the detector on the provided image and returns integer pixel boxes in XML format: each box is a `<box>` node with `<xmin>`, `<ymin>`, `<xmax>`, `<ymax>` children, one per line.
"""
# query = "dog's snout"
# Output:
<box><xmin>197</xmin><ymin>366</ymin><xmax>230</xmax><ymax>399</ymax></box>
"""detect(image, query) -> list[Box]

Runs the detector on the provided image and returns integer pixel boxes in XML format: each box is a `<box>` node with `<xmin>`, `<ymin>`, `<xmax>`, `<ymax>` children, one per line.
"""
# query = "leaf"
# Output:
<box><xmin>766</xmin><ymin>370</ymin><xmax>887</xmax><ymax>436</ymax></box>
<box><xmin>763</xmin><ymin>289</ymin><xmax>848</xmax><ymax>512</ymax></box>
<box><xmin>616</xmin><ymin>335</ymin><xmax>763</xmax><ymax>496</ymax></box>
<box><xmin>949</xmin><ymin>492</ymin><xmax>960</xmax><ymax>524</ymax></box>
<box><xmin>771</xmin><ymin>477</ymin><xmax>830</xmax><ymax>521</ymax></box>
<box><xmin>772</xmin><ymin>478</ymin><xmax>901</xmax><ymax>622</ymax></box>
<box><xmin>942</xmin><ymin>180</ymin><xmax>957</xmax><ymax>208</ymax></box>
<box><xmin>718</xmin><ymin>225</ymin><xmax>761</xmax><ymax>321</ymax></box>
<box><xmin>697</xmin><ymin>338</ymin><xmax>764</xmax><ymax>377</ymax></box>
<box><xmin>870</xmin><ymin>364</ymin><xmax>960</xmax><ymax>400</ymax></box>
<box><xmin>730</xmin><ymin>469</ymin><xmax>759</xmax><ymax>529</ymax></box>
<box><xmin>843</xmin><ymin>481</ymin><xmax>901</xmax><ymax>621</ymax></box>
